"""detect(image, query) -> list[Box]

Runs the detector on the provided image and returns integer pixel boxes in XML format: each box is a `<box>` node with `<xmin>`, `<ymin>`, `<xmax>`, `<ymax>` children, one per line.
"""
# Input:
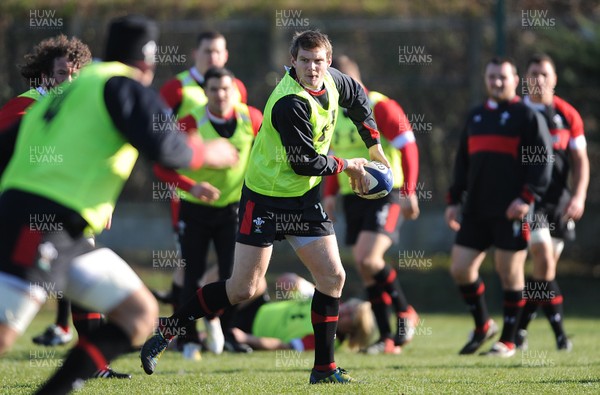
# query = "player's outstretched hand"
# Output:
<box><xmin>203</xmin><ymin>138</ymin><xmax>239</xmax><ymax>168</ymax></box>
<box><xmin>344</xmin><ymin>158</ymin><xmax>369</xmax><ymax>195</ymax></box>
<box><xmin>368</xmin><ymin>144</ymin><xmax>391</xmax><ymax>168</ymax></box>
<box><xmin>190</xmin><ymin>182</ymin><xmax>220</xmax><ymax>203</ymax></box>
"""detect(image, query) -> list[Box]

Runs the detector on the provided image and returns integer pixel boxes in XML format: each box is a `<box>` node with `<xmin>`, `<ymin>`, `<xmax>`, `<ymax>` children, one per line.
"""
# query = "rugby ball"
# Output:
<box><xmin>353</xmin><ymin>161</ymin><xmax>393</xmax><ymax>199</ymax></box>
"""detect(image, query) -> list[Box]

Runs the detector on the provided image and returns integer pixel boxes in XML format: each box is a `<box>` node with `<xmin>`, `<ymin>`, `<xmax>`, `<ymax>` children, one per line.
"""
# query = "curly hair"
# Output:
<box><xmin>19</xmin><ymin>34</ymin><xmax>92</xmax><ymax>81</ymax></box>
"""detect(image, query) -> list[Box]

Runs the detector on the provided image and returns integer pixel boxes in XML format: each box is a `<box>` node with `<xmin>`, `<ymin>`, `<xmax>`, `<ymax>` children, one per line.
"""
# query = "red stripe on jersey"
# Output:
<box><xmin>331</xmin><ymin>156</ymin><xmax>345</xmax><ymax>174</ymax></box>
<box><xmin>177</xmin><ymin>114</ymin><xmax>197</xmax><ymax>134</ymax></box>
<box><xmin>11</xmin><ymin>226</ymin><xmax>43</xmax><ymax>267</ymax></box>
<box><xmin>384</xmin><ymin>204</ymin><xmax>401</xmax><ymax>233</ymax></box>
<box><xmin>186</xmin><ymin>133</ymin><xmax>205</xmax><ymax>169</ymax></box>
<box><xmin>77</xmin><ymin>337</ymin><xmax>107</xmax><ymax>370</ymax></box>
<box><xmin>234</xmin><ymin>78</ymin><xmax>248</xmax><ymax>104</ymax></box>
<box><xmin>0</xmin><ymin>96</ymin><xmax>36</xmax><ymax>130</ymax></box>
<box><xmin>553</xmin><ymin>96</ymin><xmax>584</xmax><ymax>138</ymax></box>
<box><xmin>362</xmin><ymin>122</ymin><xmax>380</xmax><ymax>140</ymax></box>
<box><xmin>239</xmin><ymin>200</ymin><xmax>255</xmax><ymax>235</ymax></box>
<box><xmin>248</xmin><ymin>106</ymin><xmax>263</xmax><ymax>136</ymax></box>
<box><xmin>159</xmin><ymin>78</ymin><xmax>184</xmax><ymax>111</ymax></box>
<box><xmin>311</xmin><ymin>311</ymin><xmax>338</xmax><ymax>324</ymax></box>
<box><xmin>468</xmin><ymin>135</ymin><xmax>520</xmax><ymax>157</ymax></box>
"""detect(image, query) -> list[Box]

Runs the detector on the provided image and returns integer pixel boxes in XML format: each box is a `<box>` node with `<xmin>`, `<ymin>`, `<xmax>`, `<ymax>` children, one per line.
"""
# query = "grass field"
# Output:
<box><xmin>1</xmin><ymin>292</ymin><xmax>599</xmax><ymax>394</ymax></box>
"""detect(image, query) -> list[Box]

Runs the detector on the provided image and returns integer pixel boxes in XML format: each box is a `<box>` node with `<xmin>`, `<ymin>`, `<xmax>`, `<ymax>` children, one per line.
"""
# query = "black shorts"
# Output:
<box><xmin>530</xmin><ymin>190</ymin><xmax>575</xmax><ymax>241</ymax></box>
<box><xmin>455</xmin><ymin>214</ymin><xmax>528</xmax><ymax>252</ymax></box>
<box><xmin>0</xmin><ymin>190</ymin><xmax>94</xmax><ymax>288</ymax></box>
<box><xmin>236</xmin><ymin>193</ymin><xmax>335</xmax><ymax>247</ymax></box>
<box><xmin>342</xmin><ymin>189</ymin><xmax>401</xmax><ymax>246</ymax></box>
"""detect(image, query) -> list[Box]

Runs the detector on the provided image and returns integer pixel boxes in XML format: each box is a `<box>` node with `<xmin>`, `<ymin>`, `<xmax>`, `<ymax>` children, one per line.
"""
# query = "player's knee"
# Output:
<box><xmin>530</xmin><ymin>242</ymin><xmax>549</xmax><ymax>258</ymax></box>
<box><xmin>530</xmin><ymin>244</ymin><xmax>555</xmax><ymax>279</ymax></box>
<box><xmin>316</xmin><ymin>265</ymin><xmax>346</xmax><ymax>293</ymax></box>
<box><xmin>110</xmin><ymin>288</ymin><xmax>158</xmax><ymax>346</ymax></box>
<box><xmin>132</xmin><ymin>292</ymin><xmax>159</xmax><ymax>345</ymax></box>
<box><xmin>357</xmin><ymin>256</ymin><xmax>380</xmax><ymax>272</ymax></box>
<box><xmin>228</xmin><ymin>285</ymin><xmax>257</xmax><ymax>304</ymax></box>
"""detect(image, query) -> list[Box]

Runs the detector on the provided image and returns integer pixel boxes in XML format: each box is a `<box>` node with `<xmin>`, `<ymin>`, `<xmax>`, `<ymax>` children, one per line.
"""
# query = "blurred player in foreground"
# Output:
<box><xmin>0</xmin><ymin>34</ymin><xmax>130</xmax><ymax>379</ymax></box>
<box><xmin>0</xmin><ymin>35</ymin><xmax>92</xmax><ymax>349</ymax></box>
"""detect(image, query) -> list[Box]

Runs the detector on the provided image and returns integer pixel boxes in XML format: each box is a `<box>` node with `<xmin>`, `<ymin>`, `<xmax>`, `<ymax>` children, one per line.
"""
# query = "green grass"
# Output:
<box><xmin>1</xmin><ymin>305</ymin><xmax>599</xmax><ymax>394</ymax></box>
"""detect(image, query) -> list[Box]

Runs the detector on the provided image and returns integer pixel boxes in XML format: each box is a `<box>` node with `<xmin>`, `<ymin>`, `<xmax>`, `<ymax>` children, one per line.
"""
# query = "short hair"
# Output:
<box><xmin>343</xmin><ymin>298</ymin><xmax>376</xmax><ymax>351</ymax></box>
<box><xmin>203</xmin><ymin>66</ymin><xmax>235</xmax><ymax>84</ymax></box>
<box><xmin>19</xmin><ymin>34</ymin><xmax>92</xmax><ymax>80</ymax></box>
<box><xmin>487</xmin><ymin>56</ymin><xmax>518</xmax><ymax>75</ymax></box>
<box><xmin>196</xmin><ymin>31</ymin><xmax>225</xmax><ymax>47</ymax></box>
<box><xmin>289</xmin><ymin>30</ymin><xmax>333</xmax><ymax>60</ymax></box>
<box><xmin>526</xmin><ymin>53</ymin><xmax>556</xmax><ymax>72</ymax></box>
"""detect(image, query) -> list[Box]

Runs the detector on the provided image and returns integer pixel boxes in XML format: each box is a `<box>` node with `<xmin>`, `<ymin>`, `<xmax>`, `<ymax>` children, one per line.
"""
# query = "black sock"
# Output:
<box><xmin>163</xmin><ymin>281</ymin><xmax>231</xmax><ymax>340</ymax></box>
<box><xmin>518</xmin><ymin>278</ymin><xmax>539</xmax><ymax>331</ymax></box>
<box><xmin>499</xmin><ymin>290</ymin><xmax>525</xmax><ymax>345</ymax></box>
<box><xmin>71</xmin><ymin>304</ymin><xmax>103</xmax><ymax>338</ymax></box>
<box><xmin>374</xmin><ymin>265</ymin><xmax>409</xmax><ymax>313</ymax></box>
<box><xmin>171</xmin><ymin>282</ymin><xmax>182</xmax><ymax>312</ymax></box>
<box><xmin>311</xmin><ymin>289</ymin><xmax>339</xmax><ymax>372</ymax></box>
<box><xmin>219</xmin><ymin>305</ymin><xmax>236</xmax><ymax>337</ymax></box>
<box><xmin>366</xmin><ymin>284</ymin><xmax>392</xmax><ymax>340</ymax></box>
<box><xmin>458</xmin><ymin>278</ymin><xmax>489</xmax><ymax>330</ymax></box>
<box><xmin>540</xmin><ymin>280</ymin><xmax>566</xmax><ymax>339</ymax></box>
<box><xmin>55</xmin><ymin>299</ymin><xmax>71</xmax><ymax>330</ymax></box>
<box><xmin>36</xmin><ymin>323</ymin><xmax>131</xmax><ymax>395</ymax></box>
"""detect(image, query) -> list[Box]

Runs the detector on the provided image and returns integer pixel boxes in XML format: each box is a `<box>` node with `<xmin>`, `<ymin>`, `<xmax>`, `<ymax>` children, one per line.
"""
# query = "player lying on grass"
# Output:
<box><xmin>195</xmin><ymin>269</ymin><xmax>376</xmax><ymax>352</ymax></box>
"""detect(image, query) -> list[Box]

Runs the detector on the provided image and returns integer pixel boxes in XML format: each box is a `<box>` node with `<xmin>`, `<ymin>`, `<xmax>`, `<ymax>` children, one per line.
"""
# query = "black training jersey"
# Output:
<box><xmin>447</xmin><ymin>97</ymin><xmax>552</xmax><ymax>218</ymax></box>
<box><xmin>524</xmin><ymin>95</ymin><xmax>586</xmax><ymax>205</ymax></box>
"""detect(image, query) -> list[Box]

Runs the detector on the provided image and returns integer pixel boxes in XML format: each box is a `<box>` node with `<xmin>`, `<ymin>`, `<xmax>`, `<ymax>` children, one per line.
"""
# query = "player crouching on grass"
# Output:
<box><xmin>0</xmin><ymin>15</ymin><xmax>238</xmax><ymax>394</ymax></box>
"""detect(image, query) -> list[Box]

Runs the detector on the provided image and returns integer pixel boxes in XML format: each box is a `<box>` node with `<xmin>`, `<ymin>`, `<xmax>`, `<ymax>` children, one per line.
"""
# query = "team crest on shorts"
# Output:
<box><xmin>253</xmin><ymin>217</ymin><xmax>265</xmax><ymax>233</ymax></box>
